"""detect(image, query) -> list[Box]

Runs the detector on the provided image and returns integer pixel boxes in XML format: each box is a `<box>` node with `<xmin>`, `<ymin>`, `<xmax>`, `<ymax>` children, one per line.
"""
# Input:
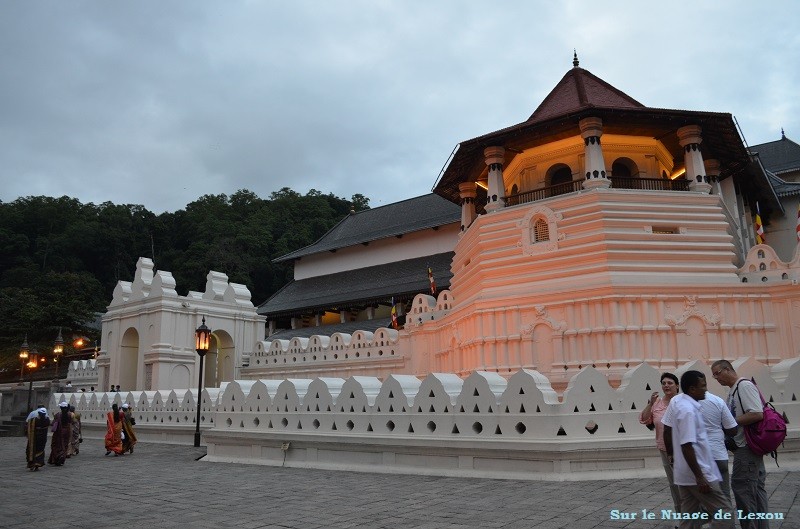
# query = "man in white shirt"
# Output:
<box><xmin>699</xmin><ymin>392</ymin><xmax>738</xmax><ymax>502</ymax></box>
<box><xmin>662</xmin><ymin>370</ymin><xmax>733</xmax><ymax>528</ymax></box>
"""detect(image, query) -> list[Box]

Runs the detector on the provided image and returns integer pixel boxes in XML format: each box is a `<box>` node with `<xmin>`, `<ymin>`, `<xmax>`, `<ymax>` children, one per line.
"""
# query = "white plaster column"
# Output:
<box><xmin>704</xmin><ymin>159</ymin><xmax>722</xmax><ymax>195</ymax></box>
<box><xmin>579</xmin><ymin>117</ymin><xmax>611</xmax><ymax>189</ymax></box>
<box><xmin>677</xmin><ymin>125</ymin><xmax>712</xmax><ymax>193</ymax></box>
<box><xmin>366</xmin><ymin>306</ymin><xmax>375</xmax><ymax>320</ymax></box>
<box><xmin>340</xmin><ymin>310</ymin><xmax>348</xmax><ymax>324</ymax></box>
<box><xmin>483</xmin><ymin>146</ymin><xmax>506</xmax><ymax>213</ymax></box>
<box><xmin>458</xmin><ymin>181</ymin><xmax>477</xmax><ymax>232</ymax></box>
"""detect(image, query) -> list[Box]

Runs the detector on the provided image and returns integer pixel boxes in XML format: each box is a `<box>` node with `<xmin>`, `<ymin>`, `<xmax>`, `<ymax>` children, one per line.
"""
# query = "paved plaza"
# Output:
<box><xmin>1</xmin><ymin>437</ymin><xmax>798</xmax><ymax>529</ymax></box>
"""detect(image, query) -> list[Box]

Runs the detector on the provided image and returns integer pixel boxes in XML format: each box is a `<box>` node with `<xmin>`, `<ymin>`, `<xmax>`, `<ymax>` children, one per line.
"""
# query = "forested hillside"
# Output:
<box><xmin>0</xmin><ymin>188</ymin><xmax>368</xmax><ymax>377</ymax></box>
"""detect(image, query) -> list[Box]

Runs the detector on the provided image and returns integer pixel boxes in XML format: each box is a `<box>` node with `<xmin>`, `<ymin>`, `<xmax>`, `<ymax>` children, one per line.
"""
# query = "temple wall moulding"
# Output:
<box><xmin>664</xmin><ymin>296</ymin><xmax>721</xmax><ymax>328</ymax></box>
<box><xmin>521</xmin><ymin>306</ymin><xmax>567</xmax><ymax>334</ymax></box>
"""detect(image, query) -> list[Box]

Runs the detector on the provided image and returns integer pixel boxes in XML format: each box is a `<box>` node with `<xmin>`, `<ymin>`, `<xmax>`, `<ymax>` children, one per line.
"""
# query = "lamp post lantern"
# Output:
<box><xmin>194</xmin><ymin>316</ymin><xmax>211</xmax><ymax>447</ymax></box>
<box><xmin>53</xmin><ymin>327</ymin><xmax>64</xmax><ymax>379</ymax></box>
<box><xmin>26</xmin><ymin>350</ymin><xmax>39</xmax><ymax>412</ymax></box>
<box><xmin>19</xmin><ymin>335</ymin><xmax>29</xmax><ymax>383</ymax></box>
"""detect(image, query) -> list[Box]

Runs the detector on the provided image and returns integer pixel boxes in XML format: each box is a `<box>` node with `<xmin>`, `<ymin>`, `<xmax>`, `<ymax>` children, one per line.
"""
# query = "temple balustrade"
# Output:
<box><xmin>245</xmin><ymin>327</ymin><xmax>405</xmax><ymax>379</ymax></box>
<box><xmin>66</xmin><ymin>359</ymin><xmax>99</xmax><ymax>391</ymax></box>
<box><xmin>504</xmin><ymin>177</ymin><xmax>690</xmax><ymax>208</ymax></box>
<box><xmin>52</xmin><ymin>357</ymin><xmax>799</xmax><ymax>478</ymax></box>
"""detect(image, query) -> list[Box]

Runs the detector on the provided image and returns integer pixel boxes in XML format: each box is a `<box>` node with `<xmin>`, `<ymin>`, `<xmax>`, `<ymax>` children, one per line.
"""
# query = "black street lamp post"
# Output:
<box><xmin>25</xmin><ymin>350</ymin><xmax>40</xmax><ymax>412</ymax></box>
<box><xmin>194</xmin><ymin>317</ymin><xmax>211</xmax><ymax>447</ymax></box>
<box><xmin>53</xmin><ymin>327</ymin><xmax>64</xmax><ymax>380</ymax></box>
<box><xmin>19</xmin><ymin>336</ymin><xmax>29</xmax><ymax>383</ymax></box>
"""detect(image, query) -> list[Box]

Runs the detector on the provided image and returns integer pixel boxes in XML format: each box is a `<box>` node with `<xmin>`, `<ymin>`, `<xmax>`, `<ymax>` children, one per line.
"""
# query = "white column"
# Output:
<box><xmin>704</xmin><ymin>159</ymin><xmax>722</xmax><ymax>195</ymax></box>
<box><xmin>580</xmin><ymin>117</ymin><xmax>611</xmax><ymax>189</ymax></box>
<box><xmin>677</xmin><ymin>125</ymin><xmax>712</xmax><ymax>193</ymax></box>
<box><xmin>458</xmin><ymin>181</ymin><xmax>477</xmax><ymax>232</ymax></box>
<box><xmin>483</xmin><ymin>146</ymin><xmax>506</xmax><ymax>213</ymax></box>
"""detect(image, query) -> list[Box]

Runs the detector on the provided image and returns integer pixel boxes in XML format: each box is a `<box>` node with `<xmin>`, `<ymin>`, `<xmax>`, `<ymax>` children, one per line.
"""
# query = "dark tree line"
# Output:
<box><xmin>0</xmin><ymin>188</ymin><xmax>368</xmax><ymax>377</ymax></box>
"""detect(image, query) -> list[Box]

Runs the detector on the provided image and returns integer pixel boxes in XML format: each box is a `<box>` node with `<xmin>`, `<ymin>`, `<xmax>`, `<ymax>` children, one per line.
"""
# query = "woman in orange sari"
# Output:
<box><xmin>104</xmin><ymin>403</ymin><xmax>125</xmax><ymax>456</ymax></box>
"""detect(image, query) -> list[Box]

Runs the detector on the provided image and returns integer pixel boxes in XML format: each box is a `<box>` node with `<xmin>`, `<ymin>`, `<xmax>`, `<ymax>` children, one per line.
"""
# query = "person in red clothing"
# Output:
<box><xmin>104</xmin><ymin>403</ymin><xmax>125</xmax><ymax>456</ymax></box>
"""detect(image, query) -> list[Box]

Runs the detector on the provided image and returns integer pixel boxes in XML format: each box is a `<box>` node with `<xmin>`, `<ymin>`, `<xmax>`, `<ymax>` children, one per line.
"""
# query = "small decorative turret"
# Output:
<box><xmin>573</xmin><ymin>50</ymin><xmax>579</xmax><ymax>68</ymax></box>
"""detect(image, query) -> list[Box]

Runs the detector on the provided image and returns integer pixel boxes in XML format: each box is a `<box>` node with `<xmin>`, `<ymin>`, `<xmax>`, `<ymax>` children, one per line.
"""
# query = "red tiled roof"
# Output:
<box><xmin>527</xmin><ymin>66</ymin><xmax>644</xmax><ymax>123</ymax></box>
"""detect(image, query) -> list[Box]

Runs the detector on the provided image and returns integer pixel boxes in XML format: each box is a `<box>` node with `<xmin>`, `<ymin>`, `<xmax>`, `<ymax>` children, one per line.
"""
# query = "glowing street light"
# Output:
<box><xmin>53</xmin><ymin>327</ymin><xmax>64</xmax><ymax>378</ymax></box>
<box><xmin>19</xmin><ymin>335</ymin><xmax>29</xmax><ymax>383</ymax></box>
<box><xmin>26</xmin><ymin>349</ymin><xmax>40</xmax><ymax>411</ymax></box>
<box><xmin>194</xmin><ymin>316</ymin><xmax>211</xmax><ymax>447</ymax></box>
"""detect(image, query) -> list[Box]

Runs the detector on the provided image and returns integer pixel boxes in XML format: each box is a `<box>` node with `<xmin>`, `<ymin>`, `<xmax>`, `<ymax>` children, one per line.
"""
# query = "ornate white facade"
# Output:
<box><xmin>97</xmin><ymin>257</ymin><xmax>264</xmax><ymax>391</ymax></box>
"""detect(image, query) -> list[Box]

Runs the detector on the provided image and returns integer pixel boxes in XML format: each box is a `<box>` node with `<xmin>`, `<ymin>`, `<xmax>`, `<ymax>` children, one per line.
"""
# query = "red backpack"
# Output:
<box><xmin>735</xmin><ymin>379</ymin><xmax>788</xmax><ymax>463</ymax></box>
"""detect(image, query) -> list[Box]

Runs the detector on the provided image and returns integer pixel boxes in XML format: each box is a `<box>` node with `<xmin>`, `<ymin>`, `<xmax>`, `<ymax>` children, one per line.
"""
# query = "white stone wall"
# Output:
<box><xmin>66</xmin><ymin>359</ymin><xmax>99</xmax><ymax>391</ymax></box>
<box><xmin>53</xmin><ymin>357</ymin><xmax>799</xmax><ymax>478</ymax></box>
<box><xmin>246</xmin><ymin>328</ymin><xmax>404</xmax><ymax>379</ymax></box>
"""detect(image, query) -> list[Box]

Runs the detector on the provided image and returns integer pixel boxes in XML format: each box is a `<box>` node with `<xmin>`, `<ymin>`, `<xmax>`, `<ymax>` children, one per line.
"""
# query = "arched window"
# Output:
<box><xmin>533</xmin><ymin>218</ymin><xmax>549</xmax><ymax>242</ymax></box>
<box><xmin>611</xmin><ymin>161</ymin><xmax>631</xmax><ymax>177</ymax></box>
<box><xmin>611</xmin><ymin>158</ymin><xmax>640</xmax><ymax>188</ymax></box>
<box><xmin>545</xmin><ymin>164</ymin><xmax>573</xmax><ymax>197</ymax></box>
<box><xmin>550</xmin><ymin>166</ymin><xmax>573</xmax><ymax>186</ymax></box>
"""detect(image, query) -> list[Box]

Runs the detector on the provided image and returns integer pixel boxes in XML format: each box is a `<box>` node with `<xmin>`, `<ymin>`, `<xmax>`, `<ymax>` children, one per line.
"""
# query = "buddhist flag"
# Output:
<box><xmin>390</xmin><ymin>297</ymin><xmax>398</xmax><ymax>329</ymax></box>
<box><xmin>755</xmin><ymin>202</ymin><xmax>765</xmax><ymax>245</ymax></box>
<box><xmin>796</xmin><ymin>202</ymin><xmax>800</xmax><ymax>243</ymax></box>
<box><xmin>428</xmin><ymin>266</ymin><xmax>437</xmax><ymax>296</ymax></box>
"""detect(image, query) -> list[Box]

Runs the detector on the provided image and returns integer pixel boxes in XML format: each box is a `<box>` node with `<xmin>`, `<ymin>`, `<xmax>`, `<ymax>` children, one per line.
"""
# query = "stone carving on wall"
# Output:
<box><xmin>664</xmin><ymin>296</ymin><xmax>721</xmax><ymax>327</ymax></box>
<box><xmin>521</xmin><ymin>305</ymin><xmax>567</xmax><ymax>335</ymax></box>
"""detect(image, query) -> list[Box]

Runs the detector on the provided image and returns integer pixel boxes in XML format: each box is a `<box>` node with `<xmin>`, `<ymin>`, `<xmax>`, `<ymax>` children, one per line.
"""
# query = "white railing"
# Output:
<box><xmin>53</xmin><ymin>356</ymin><xmax>800</xmax><ymax>478</ymax></box>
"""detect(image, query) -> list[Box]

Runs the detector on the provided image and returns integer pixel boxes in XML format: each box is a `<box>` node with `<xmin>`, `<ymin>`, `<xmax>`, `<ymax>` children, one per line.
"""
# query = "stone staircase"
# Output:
<box><xmin>0</xmin><ymin>414</ymin><xmax>28</xmax><ymax>437</ymax></box>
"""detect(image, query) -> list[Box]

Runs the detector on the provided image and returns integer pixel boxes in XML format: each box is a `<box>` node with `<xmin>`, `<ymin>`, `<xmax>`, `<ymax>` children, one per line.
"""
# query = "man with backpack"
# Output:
<box><xmin>711</xmin><ymin>360</ymin><xmax>768</xmax><ymax>529</ymax></box>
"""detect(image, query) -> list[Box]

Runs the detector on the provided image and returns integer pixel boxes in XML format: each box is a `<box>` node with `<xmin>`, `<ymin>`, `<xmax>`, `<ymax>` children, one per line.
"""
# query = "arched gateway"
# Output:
<box><xmin>96</xmin><ymin>257</ymin><xmax>264</xmax><ymax>392</ymax></box>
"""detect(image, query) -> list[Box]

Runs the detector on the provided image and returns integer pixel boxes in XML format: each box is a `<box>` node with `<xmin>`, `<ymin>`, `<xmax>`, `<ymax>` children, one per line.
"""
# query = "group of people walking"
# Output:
<box><xmin>25</xmin><ymin>401</ymin><xmax>82</xmax><ymax>470</ymax></box>
<box><xmin>640</xmin><ymin>361</ymin><xmax>771</xmax><ymax>529</ymax></box>
<box><xmin>24</xmin><ymin>401</ymin><xmax>137</xmax><ymax>470</ymax></box>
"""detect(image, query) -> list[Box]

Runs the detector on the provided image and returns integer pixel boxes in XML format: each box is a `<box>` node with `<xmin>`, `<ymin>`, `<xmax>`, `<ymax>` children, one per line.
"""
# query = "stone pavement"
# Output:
<box><xmin>1</xmin><ymin>437</ymin><xmax>798</xmax><ymax>529</ymax></box>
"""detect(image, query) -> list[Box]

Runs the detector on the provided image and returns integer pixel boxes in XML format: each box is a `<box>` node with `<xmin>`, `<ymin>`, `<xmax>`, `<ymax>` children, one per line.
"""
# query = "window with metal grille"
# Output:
<box><xmin>652</xmin><ymin>227</ymin><xmax>677</xmax><ymax>234</ymax></box>
<box><xmin>533</xmin><ymin>218</ymin><xmax>549</xmax><ymax>242</ymax></box>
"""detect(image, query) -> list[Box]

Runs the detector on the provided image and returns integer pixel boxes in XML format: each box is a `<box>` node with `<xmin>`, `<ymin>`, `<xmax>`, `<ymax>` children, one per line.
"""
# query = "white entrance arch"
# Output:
<box><xmin>119</xmin><ymin>327</ymin><xmax>139</xmax><ymax>391</ymax></box>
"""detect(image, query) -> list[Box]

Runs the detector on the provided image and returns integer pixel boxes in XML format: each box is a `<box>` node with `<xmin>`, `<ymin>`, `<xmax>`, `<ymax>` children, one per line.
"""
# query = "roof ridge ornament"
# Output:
<box><xmin>782</xmin><ymin>127</ymin><xmax>785</xmax><ymax>139</ymax></box>
<box><xmin>573</xmin><ymin>49</ymin><xmax>579</xmax><ymax>68</ymax></box>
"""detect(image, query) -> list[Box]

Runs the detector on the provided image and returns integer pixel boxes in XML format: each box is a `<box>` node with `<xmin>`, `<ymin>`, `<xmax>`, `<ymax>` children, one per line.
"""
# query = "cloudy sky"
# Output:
<box><xmin>2</xmin><ymin>2</ymin><xmax>798</xmax><ymax>213</ymax></box>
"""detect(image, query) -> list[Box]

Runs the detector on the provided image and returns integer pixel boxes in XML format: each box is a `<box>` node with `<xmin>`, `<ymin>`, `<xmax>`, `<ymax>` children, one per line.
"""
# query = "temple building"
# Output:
<box><xmin>61</xmin><ymin>56</ymin><xmax>800</xmax><ymax>476</ymax></box>
<box><xmin>244</xmin><ymin>54</ymin><xmax>800</xmax><ymax>386</ymax></box>
<box><xmin>94</xmin><ymin>56</ymin><xmax>800</xmax><ymax>391</ymax></box>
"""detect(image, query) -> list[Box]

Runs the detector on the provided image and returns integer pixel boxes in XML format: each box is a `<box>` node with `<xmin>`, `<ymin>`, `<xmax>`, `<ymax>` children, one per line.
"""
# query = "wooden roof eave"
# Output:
<box><xmin>435</xmin><ymin>107</ymin><xmax>750</xmax><ymax>204</ymax></box>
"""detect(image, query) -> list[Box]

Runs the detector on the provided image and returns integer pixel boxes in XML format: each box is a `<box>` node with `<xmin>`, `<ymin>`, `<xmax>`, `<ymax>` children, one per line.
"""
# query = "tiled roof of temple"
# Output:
<box><xmin>259</xmin><ymin>252</ymin><xmax>453</xmax><ymax>317</ymax></box>
<box><xmin>527</xmin><ymin>61</ymin><xmax>644</xmax><ymax>123</ymax></box>
<box><xmin>274</xmin><ymin>194</ymin><xmax>460</xmax><ymax>262</ymax></box>
<box><xmin>749</xmin><ymin>133</ymin><xmax>800</xmax><ymax>176</ymax></box>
